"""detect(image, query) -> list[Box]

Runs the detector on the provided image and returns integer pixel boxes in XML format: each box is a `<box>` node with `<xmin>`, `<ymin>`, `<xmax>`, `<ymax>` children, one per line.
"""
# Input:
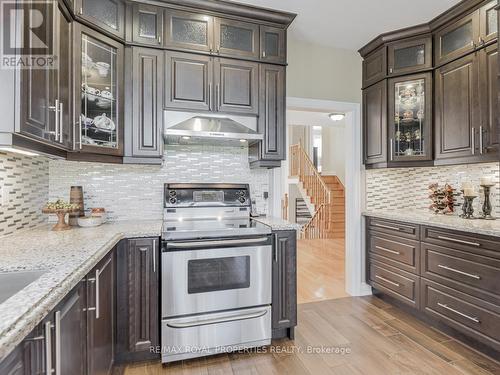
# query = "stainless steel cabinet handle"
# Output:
<box><xmin>216</xmin><ymin>84</ymin><xmax>220</xmax><ymax>111</ymax></box>
<box><xmin>375</xmin><ymin>275</ymin><xmax>400</xmax><ymax>287</ymax></box>
<box><xmin>95</xmin><ymin>269</ymin><xmax>100</xmax><ymax>319</ymax></box>
<box><xmin>437</xmin><ymin>302</ymin><xmax>480</xmax><ymax>323</ymax></box>
<box><xmin>471</xmin><ymin>127</ymin><xmax>475</xmax><ymax>155</ymax></box>
<box><xmin>372</xmin><ymin>223</ymin><xmax>400</xmax><ymax>231</ymax></box>
<box><xmin>59</xmin><ymin>102</ymin><xmax>64</xmax><ymax>143</ymax></box>
<box><xmin>55</xmin><ymin>311</ymin><xmax>61</xmax><ymax>375</ymax></box>
<box><xmin>262</xmin><ymin>51</ymin><xmax>266</xmax><ymax>58</ymax></box>
<box><xmin>78</xmin><ymin>116</ymin><xmax>83</xmax><ymax>150</ymax></box>
<box><xmin>437</xmin><ymin>235</ymin><xmax>480</xmax><ymax>247</ymax></box>
<box><xmin>55</xmin><ymin>99</ymin><xmax>59</xmax><ymax>142</ymax></box>
<box><xmin>375</xmin><ymin>245</ymin><xmax>400</xmax><ymax>255</ymax></box>
<box><xmin>168</xmin><ymin>237</ymin><xmax>269</xmax><ymax>249</ymax></box>
<box><xmin>152</xmin><ymin>239</ymin><xmax>156</xmax><ymax>272</ymax></box>
<box><xmin>167</xmin><ymin>308</ymin><xmax>268</xmax><ymax>329</ymax></box>
<box><xmin>45</xmin><ymin>321</ymin><xmax>53</xmax><ymax>375</ymax></box>
<box><xmin>389</xmin><ymin>67</ymin><xmax>393</xmax><ymax>74</ymax></box>
<box><xmin>437</xmin><ymin>264</ymin><xmax>481</xmax><ymax>280</ymax></box>
<box><xmin>479</xmin><ymin>126</ymin><xmax>484</xmax><ymax>154</ymax></box>
<box><xmin>274</xmin><ymin>235</ymin><xmax>278</xmax><ymax>262</ymax></box>
<box><xmin>208</xmin><ymin>83</ymin><xmax>212</xmax><ymax>111</ymax></box>
<box><xmin>390</xmin><ymin>138</ymin><xmax>393</xmax><ymax>161</ymax></box>
<box><xmin>158</xmin><ymin>36</ymin><xmax>162</xmax><ymax>44</ymax></box>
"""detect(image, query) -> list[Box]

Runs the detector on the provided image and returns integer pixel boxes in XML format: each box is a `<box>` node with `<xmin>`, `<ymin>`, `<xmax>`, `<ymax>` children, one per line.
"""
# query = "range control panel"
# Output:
<box><xmin>164</xmin><ymin>183</ymin><xmax>251</xmax><ymax>207</ymax></box>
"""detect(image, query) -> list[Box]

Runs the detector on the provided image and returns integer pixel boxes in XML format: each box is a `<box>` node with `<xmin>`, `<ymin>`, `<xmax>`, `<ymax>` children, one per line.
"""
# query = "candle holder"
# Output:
<box><xmin>459</xmin><ymin>190</ymin><xmax>469</xmax><ymax>218</ymax></box>
<box><xmin>480</xmin><ymin>183</ymin><xmax>496</xmax><ymax>220</ymax></box>
<box><xmin>462</xmin><ymin>195</ymin><xmax>477</xmax><ymax>219</ymax></box>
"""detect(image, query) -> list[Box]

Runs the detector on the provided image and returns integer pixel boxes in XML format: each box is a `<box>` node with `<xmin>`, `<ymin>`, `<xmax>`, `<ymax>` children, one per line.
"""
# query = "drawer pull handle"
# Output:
<box><xmin>375</xmin><ymin>275</ymin><xmax>400</xmax><ymax>287</ymax></box>
<box><xmin>373</xmin><ymin>223</ymin><xmax>400</xmax><ymax>231</ymax></box>
<box><xmin>437</xmin><ymin>264</ymin><xmax>481</xmax><ymax>280</ymax></box>
<box><xmin>437</xmin><ymin>235</ymin><xmax>480</xmax><ymax>247</ymax></box>
<box><xmin>375</xmin><ymin>245</ymin><xmax>401</xmax><ymax>255</ymax></box>
<box><xmin>437</xmin><ymin>303</ymin><xmax>480</xmax><ymax>324</ymax></box>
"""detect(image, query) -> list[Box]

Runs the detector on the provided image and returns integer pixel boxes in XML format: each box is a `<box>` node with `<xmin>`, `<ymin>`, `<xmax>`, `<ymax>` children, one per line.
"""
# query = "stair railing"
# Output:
<box><xmin>301</xmin><ymin>203</ymin><xmax>329</xmax><ymax>239</ymax></box>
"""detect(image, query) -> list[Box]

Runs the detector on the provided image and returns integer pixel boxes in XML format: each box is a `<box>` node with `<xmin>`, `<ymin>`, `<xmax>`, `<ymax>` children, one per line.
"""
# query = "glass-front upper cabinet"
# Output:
<box><xmin>479</xmin><ymin>0</ymin><xmax>498</xmax><ymax>45</ymax></box>
<box><xmin>164</xmin><ymin>10</ymin><xmax>214</xmax><ymax>53</ymax></box>
<box><xmin>76</xmin><ymin>0</ymin><xmax>125</xmax><ymax>39</ymax></box>
<box><xmin>75</xmin><ymin>24</ymin><xmax>123</xmax><ymax>156</ymax></box>
<box><xmin>434</xmin><ymin>12</ymin><xmax>479</xmax><ymax>66</ymax></box>
<box><xmin>388</xmin><ymin>36</ymin><xmax>432</xmax><ymax>76</ymax></box>
<box><xmin>132</xmin><ymin>4</ymin><xmax>164</xmax><ymax>46</ymax></box>
<box><xmin>388</xmin><ymin>73</ymin><xmax>432</xmax><ymax>162</ymax></box>
<box><xmin>214</xmin><ymin>18</ymin><xmax>259</xmax><ymax>59</ymax></box>
<box><xmin>260</xmin><ymin>25</ymin><xmax>286</xmax><ymax>64</ymax></box>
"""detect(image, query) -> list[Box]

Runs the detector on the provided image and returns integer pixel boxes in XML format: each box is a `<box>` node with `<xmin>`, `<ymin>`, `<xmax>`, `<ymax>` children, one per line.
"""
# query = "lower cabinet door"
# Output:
<box><xmin>116</xmin><ymin>238</ymin><xmax>160</xmax><ymax>363</ymax></box>
<box><xmin>272</xmin><ymin>231</ymin><xmax>297</xmax><ymax>333</ymax></box>
<box><xmin>87</xmin><ymin>251</ymin><xmax>115</xmax><ymax>375</ymax></box>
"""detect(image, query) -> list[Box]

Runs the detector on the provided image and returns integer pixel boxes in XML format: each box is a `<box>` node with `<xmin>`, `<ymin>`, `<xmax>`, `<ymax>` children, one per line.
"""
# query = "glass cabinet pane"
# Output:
<box><xmin>393</xmin><ymin>79</ymin><xmax>426</xmax><ymax>158</ymax></box>
<box><xmin>82</xmin><ymin>0</ymin><xmax>119</xmax><ymax>31</ymax></box>
<box><xmin>394</xmin><ymin>44</ymin><xmax>425</xmax><ymax>70</ymax></box>
<box><xmin>220</xmin><ymin>24</ymin><xmax>253</xmax><ymax>52</ymax></box>
<box><xmin>264</xmin><ymin>32</ymin><xmax>279</xmax><ymax>57</ymax></box>
<box><xmin>442</xmin><ymin>21</ymin><xmax>473</xmax><ymax>56</ymax></box>
<box><xmin>486</xmin><ymin>7</ymin><xmax>497</xmax><ymax>36</ymax></box>
<box><xmin>172</xmin><ymin>16</ymin><xmax>208</xmax><ymax>45</ymax></box>
<box><xmin>81</xmin><ymin>34</ymin><xmax>118</xmax><ymax>149</ymax></box>
<box><xmin>138</xmin><ymin>12</ymin><xmax>157</xmax><ymax>39</ymax></box>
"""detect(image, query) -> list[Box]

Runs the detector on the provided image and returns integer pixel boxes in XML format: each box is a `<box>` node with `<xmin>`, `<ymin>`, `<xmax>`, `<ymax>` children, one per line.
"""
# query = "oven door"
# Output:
<box><xmin>162</xmin><ymin>236</ymin><xmax>272</xmax><ymax>317</ymax></box>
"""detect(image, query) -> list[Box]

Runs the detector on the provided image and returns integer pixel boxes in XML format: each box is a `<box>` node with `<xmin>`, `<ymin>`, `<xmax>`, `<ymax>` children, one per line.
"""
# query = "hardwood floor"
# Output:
<box><xmin>120</xmin><ymin>296</ymin><xmax>500</xmax><ymax>375</ymax></box>
<box><xmin>297</xmin><ymin>238</ymin><xmax>348</xmax><ymax>304</ymax></box>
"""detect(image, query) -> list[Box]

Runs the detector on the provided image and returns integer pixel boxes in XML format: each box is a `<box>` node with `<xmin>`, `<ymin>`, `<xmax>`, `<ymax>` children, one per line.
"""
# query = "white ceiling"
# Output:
<box><xmin>287</xmin><ymin>110</ymin><xmax>345</xmax><ymax>128</ymax></box>
<box><xmin>234</xmin><ymin>0</ymin><xmax>462</xmax><ymax>50</ymax></box>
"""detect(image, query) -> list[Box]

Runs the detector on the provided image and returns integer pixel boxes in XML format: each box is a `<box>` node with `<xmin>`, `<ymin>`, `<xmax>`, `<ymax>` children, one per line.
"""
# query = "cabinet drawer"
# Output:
<box><xmin>421</xmin><ymin>242</ymin><xmax>500</xmax><ymax>305</ymax></box>
<box><xmin>369</xmin><ymin>260</ymin><xmax>420</xmax><ymax>308</ymax></box>
<box><xmin>421</xmin><ymin>226</ymin><xmax>500</xmax><ymax>256</ymax></box>
<box><xmin>368</xmin><ymin>232</ymin><xmax>420</xmax><ymax>274</ymax></box>
<box><xmin>367</xmin><ymin>217</ymin><xmax>420</xmax><ymax>240</ymax></box>
<box><xmin>421</xmin><ymin>279</ymin><xmax>500</xmax><ymax>351</ymax></box>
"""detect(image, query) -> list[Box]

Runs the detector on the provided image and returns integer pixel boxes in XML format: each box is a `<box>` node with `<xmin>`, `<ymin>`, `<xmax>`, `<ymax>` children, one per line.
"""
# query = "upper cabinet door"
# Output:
<box><xmin>478</xmin><ymin>44</ymin><xmax>498</xmax><ymax>156</ymax></box>
<box><xmin>165</xmin><ymin>51</ymin><xmax>213</xmax><ymax>111</ymax></box>
<box><xmin>363</xmin><ymin>80</ymin><xmax>387</xmax><ymax>165</ymax></box>
<box><xmin>214</xmin><ymin>18</ymin><xmax>260</xmax><ymax>59</ymax></box>
<box><xmin>260</xmin><ymin>25</ymin><xmax>286</xmax><ymax>64</ymax></box>
<box><xmin>164</xmin><ymin>10</ymin><xmax>214</xmax><ymax>53</ymax></box>
<box><xmin>387</xmin><ymin>36</ymin><xmax>432</xmax><ymax>76</ymax></box>
<box><xmin>362</xmin><ymin>46</ymin><xmax>386</xmax><ymax>88</ymax></box>
<box><xmin>132</xmin><ymin>4</ymin><xmax>164</xmax><ymax>47</ymax></box>
<box><xmin>479</xmin><ymin>0</ymin><xmax>498</xmax><ymax>45</ymax></box>
<box><xmin>434</xmin><ymin>54</ymin><xmax>480</xmax><ymax>161</ymax></box>
<box><xmin>214</xmin><ymin>58</ymin><xmax>259</xmax><ymax>115</ymax></box>
<box><xmin>388</xmin><ymin>73</ymin><xmax>433</xmax><ymax>162</ymax></box>
<box><xmin>434</xmin><ymin>11</ymin><xmax>479</xmax><ymax>66</ymax></box>
<box><xmin>76</xmin><ymin>0</ymin><xmax>125</xmax><ymax>39</ymax></box>
<box><xmin>75</xmin><ymin>24</ymin><xmax>124</xmax><ymax>156</ymax></box>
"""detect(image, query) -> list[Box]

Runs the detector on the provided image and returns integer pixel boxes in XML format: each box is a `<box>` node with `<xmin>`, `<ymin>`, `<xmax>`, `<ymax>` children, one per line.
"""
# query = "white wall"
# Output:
<box><xmin>287</xmin><ymin>37</ymin><xmax>362</xmax><ymax>104</ymax></box>
<box><xmin>321</xmin><ymin>122</ymin><xmax>346</xmax><ymax>184</ymax></box>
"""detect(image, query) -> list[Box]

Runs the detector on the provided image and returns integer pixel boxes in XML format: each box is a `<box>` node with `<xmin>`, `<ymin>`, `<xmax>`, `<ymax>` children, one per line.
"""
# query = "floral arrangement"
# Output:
<box><xmin>428</xmin><ymin>183</ymin><xmax>458</xmax><ymax>214</ymax></box>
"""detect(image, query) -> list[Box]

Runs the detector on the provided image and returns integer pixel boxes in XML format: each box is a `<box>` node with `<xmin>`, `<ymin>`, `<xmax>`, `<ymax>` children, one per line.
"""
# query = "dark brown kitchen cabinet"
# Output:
<box><xmin>75</xmin><ymin>0</ymin><xmax>125</xmax><ymax>39</ymax></box>
<box><xmin>272</xmin><ymin>230</ymin><xmax>297</xmax><ymax>339</ymax></box>
<box><xmin>434</xmin><ymin>53</ymin><xmax>480</xmax><ymax>162</ymax></box>
<box><xmin>214</xmin><ymin>58</ymin><xmax>259</xmax><ymax>115</ymax></box>
<box><xmin>478</xmin><ymin>43</ymin><xmax>498</xmax><ymax>155</ymax></box>
<box><xmin>387</xmin><ymin>36</ymin><xmax>432</xmax><ymax>76</ymax></box>
<box><xmin>362</xmin><ymin>46</ymin><xmax>386</xmax><ymax>88</ymax></box>
<box><xmin>260</xmin><ymin>25</ymin><xmax>286</xmax><ymax>64</ymax></box>
<box><xmin>434</xmin><ymin>11</ymin><xmax>479</xmax><ymax>66</ymax></box>
<box><xmin>215</xmin><ymin>18</ymin><xmax>260</xmax><ymax>60</ymax></box>
<box><xmin>164</xmin><ymin>51</ymin><xmax>212</xmax><ymax>111</ymax></box>
<box><xmin>86</xmin><ymin>250</ymin><xmax>115</xmax><ymax>375</ymax></box>
<box><xmin>74</xmin><ymin>23</ymin><xmax>124</xmax><ymax>157</ymax></box>
<box><xmin>0</xmin><ymin>345</ymin><xmax>25</xmax><ymax>374</ymax></box>
<box><xmin>164</xmin><ymin>10</ymin><xmax>214</xmax><ymax>54</ymax></box>
<box><xmin>479</xmin><ymin>0</ymin><xmax>498</xmax><ymax>45</ymax></box>
<box><xmin>124</xmin><ymin>47</ymin><xmax>164</xmax><ymax>163</ymax></box>
<box><xmin>132</xmin><ymin>4</ymin><xmax>164</xmax><ymax>47</ymax></box>
<box><xmin>20</xmin><ymin>1</ymin><xmax>72</xmax><ymax>150</ymax></box>
<box><xmin>363</xmin><ymin>80</ymin><xmax>387</xmax><ymax>166</ymax></box>
<box><xmin>250</xmin><ymin>64</ymin><xmax>285</xmax><ymax>166</ymax></box>
<box><xmin>388</xmin><ymin>72</ymin><xmax>432</xmax><ymax>162</ymax></box>
<box><xmin>116</xmin><ymin>238</ymin><xmax>160</xmax><ymax>363</ymax></box>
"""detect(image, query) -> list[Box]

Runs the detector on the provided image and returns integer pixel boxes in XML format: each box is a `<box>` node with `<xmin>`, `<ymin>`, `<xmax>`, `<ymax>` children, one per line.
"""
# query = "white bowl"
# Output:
<box><xmin>77</xmin><ymin>216</ymin><xmax>104</xmax><ymax>228</ymax></box>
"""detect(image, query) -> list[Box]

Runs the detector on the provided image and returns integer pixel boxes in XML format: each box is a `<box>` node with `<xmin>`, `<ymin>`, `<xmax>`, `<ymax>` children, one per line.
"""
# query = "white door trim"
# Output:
<box><xmin>286</xmin><ymin>96</ymin><xmax>371</xmax><ymax>296</ymax></box>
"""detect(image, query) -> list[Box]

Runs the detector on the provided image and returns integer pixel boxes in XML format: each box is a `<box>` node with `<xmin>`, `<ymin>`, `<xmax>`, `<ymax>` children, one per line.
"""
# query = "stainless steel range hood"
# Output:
<box><xmin>164</xmin><ymin>112</ymin><xmax>263</xmax><ymax>146</ymax></box>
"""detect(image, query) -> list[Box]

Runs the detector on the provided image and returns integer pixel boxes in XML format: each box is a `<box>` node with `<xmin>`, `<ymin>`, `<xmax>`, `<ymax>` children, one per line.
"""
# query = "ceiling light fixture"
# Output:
<box><xmin>328</xmin><ymin>113</ymin><xmax>345</xmax><ymax>121</ymax></box>
<box><xmin>239</xmin><ymin>139</ymin><xmax>247</xmax><ymax>143</ymax></box>
<box><xmin>0</xmin><ymin>147</ymin><xmax>39</xmax><ymax>156</ymax></box>
<box><xmin>182</xmin><ymin>136</ymin><xmax>191</xmax><ymax>140</ymax></box>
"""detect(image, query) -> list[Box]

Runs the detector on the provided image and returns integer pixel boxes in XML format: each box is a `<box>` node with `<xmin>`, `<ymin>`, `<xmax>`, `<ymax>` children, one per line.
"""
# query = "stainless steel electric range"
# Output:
<box><xmin>161</xmin><ymin>183</ymin><xmax>272</xmax><ymax>364</ymax></box>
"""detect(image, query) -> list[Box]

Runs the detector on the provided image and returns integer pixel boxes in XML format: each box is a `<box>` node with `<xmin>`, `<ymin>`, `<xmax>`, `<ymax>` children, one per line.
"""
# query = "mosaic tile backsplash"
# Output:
<box><xmin>0</xmin><ymin>152</ymin><xmax>49</xmax><ymax>237</ymax></box>
<box><xmin>366</xmin><ymin>162</ymin><xmax>500</xmax><ymax>217</ymax></box>
<box><xmin>49</xmin><ymin>145</ymin><xmax>271</xmax><ymax>221</ymax></box>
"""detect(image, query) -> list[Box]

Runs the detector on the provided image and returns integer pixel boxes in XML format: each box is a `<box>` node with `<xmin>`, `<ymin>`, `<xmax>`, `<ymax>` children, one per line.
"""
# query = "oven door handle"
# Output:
<box><xmin>166</xmin><ymin>308</ymin><xmax>268</xmax><ymax>329</ymax></box>
<box><xmin>165</xmin><ymin>237</ymin><xmax>270</xmax><ymax>250</ymax></box>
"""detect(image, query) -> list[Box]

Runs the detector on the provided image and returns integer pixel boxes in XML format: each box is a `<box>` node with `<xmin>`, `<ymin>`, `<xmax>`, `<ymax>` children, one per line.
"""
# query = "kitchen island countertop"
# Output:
<box><xmin>0</xmin><ymin>220</ymin><xmax>162</xmax><ymax>361</ymax></box>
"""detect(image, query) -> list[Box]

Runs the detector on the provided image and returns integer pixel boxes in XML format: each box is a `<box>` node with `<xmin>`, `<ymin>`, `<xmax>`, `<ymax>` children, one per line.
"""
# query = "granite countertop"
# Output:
<box><xmin>253</xmin><ymin>216</ymin><xmax>302</xmax><ymax>231</ymax></box>
<box><xmin>363</xmin><ymin>209</ymin><xmax>500</xmax><ymax>238</ymax></box>
<box><xmin>0</xmin><ymin>220</ymin><xmax>162</xmax><ymax>361</ymax></box>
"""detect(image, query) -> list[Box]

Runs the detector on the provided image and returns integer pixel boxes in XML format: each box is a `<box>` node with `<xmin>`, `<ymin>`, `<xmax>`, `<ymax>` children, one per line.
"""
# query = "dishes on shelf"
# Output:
<box><xmin>94</xmin><ymin>113</ymin><xmax>115</xmax><ymax>131</ymax></box>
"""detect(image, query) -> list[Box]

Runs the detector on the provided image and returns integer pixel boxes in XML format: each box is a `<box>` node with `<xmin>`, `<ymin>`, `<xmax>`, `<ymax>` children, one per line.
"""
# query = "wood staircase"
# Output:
<box><xmin>289</xmin><ymin>143</ymin><xmax>345</xmax><ymax>239</ymax></box>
